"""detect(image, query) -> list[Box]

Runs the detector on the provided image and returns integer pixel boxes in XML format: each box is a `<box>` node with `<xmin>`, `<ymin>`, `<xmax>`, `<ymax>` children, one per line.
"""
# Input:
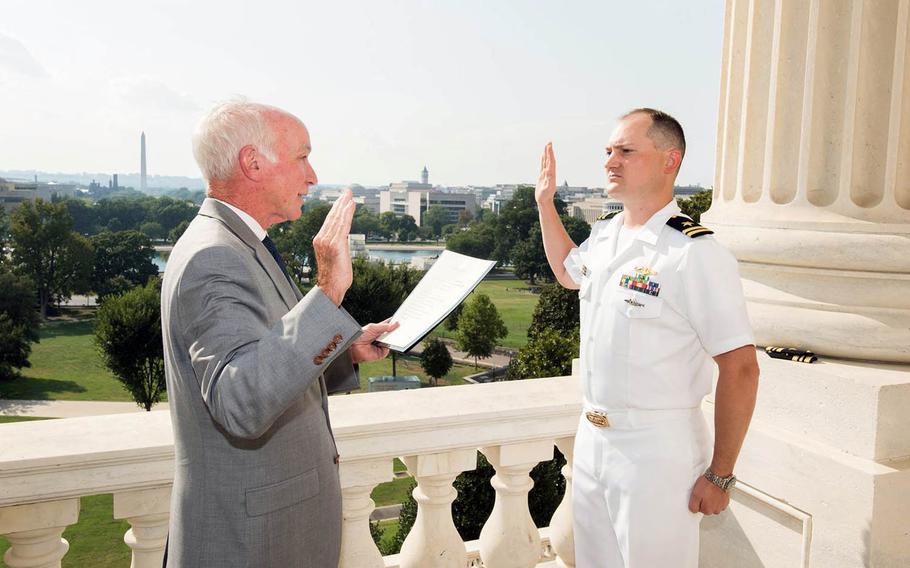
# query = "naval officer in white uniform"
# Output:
<box><xmin>536</xmin><ymin>108</ymin><xmax>760</xmax><ymax>567</ymax></box>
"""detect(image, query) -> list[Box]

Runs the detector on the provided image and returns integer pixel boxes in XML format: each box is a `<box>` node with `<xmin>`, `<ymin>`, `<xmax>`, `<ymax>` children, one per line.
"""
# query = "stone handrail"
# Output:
<box><xmin>0</xmin><ymin>375</ymin><xmax>583</xmax><ymax>568</ymax></box>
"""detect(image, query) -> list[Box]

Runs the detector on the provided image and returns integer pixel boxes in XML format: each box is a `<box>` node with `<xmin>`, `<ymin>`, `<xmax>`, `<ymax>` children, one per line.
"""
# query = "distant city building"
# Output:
<box><xmin>570</xmin><ymin>197</ymin><xmax>624</xmax><ymax>224</ymax></box>
<box><xmin>348</xmin><ymin>234</ymin><xmax>369</xmax><ymax>259</ymax></box>
<box><xmin>140</xmin><ymin>132</ymin><xmax>148</xmax><ymax>192</ymax></box>
<box><xmin>0</xmin><ymin>178</ymin><xmax>78</xmax><ymax>211</ymax></box>
<box><xmin>379</xmin><ymin>167</ymin><xmax>477</xmax><ymax>226</ymax></box>
<box><xmin>674</xmin><ymin>185</ymin><xmax>710</xmax><ymax>198</ymax></box>
<box><xmin>316</xmin><ymin>184</ymin><xmax>382</xmax><ymax>214</ymax></box>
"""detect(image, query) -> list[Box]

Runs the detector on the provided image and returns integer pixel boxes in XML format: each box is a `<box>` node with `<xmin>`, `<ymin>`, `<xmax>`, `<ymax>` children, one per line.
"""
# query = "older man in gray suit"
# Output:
<box><xmin>160</xmin><ymin>100</ymin><xmax>397</xmax><ymax>567</ymax></box>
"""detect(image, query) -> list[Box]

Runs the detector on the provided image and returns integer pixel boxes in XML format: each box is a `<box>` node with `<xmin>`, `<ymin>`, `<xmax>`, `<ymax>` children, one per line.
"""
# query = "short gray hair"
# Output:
<box><xmin>192</xmin><ymin>98</ymin><xmax>280</xmax><ymax>183</ymax></box>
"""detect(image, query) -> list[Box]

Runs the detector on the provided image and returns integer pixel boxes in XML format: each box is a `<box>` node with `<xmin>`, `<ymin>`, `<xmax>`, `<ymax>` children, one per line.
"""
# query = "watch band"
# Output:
<box><xmin>704</xmin><ymin>468</ymin><xmax>737</xmax><ymax>492</ymax></box>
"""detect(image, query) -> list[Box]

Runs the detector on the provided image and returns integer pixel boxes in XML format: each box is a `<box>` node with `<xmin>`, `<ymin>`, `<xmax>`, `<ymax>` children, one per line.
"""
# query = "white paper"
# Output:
<box><xmin>377</xmin><ymin>250</ymin><xmax>496</xmax><ymax>352</ymax></box>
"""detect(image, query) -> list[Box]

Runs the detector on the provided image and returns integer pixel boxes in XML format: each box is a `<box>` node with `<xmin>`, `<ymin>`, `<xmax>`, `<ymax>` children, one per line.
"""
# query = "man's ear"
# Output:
<box><xmin>664</xmin><ymin>148</ymin><xmax>683</xmax><ymax>175</ymax></box>
<box><xmin>238</xmin><ymin>145</ymin><xmax>261</xmax><ymax>181</ymax></box>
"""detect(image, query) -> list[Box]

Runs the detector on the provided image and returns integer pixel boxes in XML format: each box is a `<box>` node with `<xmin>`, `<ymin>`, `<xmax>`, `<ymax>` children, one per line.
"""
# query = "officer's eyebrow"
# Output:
<box><xmin>606</xmin><ymin>142</ymin><xmax>634</xmax><ymax>151</ymax></box>
<box><xmin>298</xmin><ymin>143</ymin><xmax>312</xmax><ymax>155</ymax></box>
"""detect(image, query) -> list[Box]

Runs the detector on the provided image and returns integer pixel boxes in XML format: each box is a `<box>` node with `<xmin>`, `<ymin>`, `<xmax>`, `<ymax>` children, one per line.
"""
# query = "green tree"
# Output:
<box><xmin>443</xmin><ymin>302</ymin><xmax>464</xmax><ymax>331</ymax></box>
<box><xmin>168</xmin><ymin>219</ymin><xmax>191</xmax><ymax>243</ymax></box>
<box><xmin>419</xmin><ymin>338</ymin><xmax>452</xmax><ymax>386</ymax></box>
<box><xmin>90</xmin><ymin>230</ymin><xmax>159</xmax><ymax>301</ymax></box>
<box><xmin>506</xmin><ymin>328</ymin><xmax>579</xmax><ymax>381</ymax></box>
<box><xmin>456</xmin><ymin>293</ymin><xmax>507</xmax><ymax>367</ymax></box>
<box><xmin>94</xmin><ymin>280</ymin><xmax>166</xmax><ymax>410</ymax></box>
<box><xmin>0</xmin><ymin>205</ymin><xmax>9</xmax><ymax>266</ymax></box>
<box><xmin>0</xmin><ymin>270</ymin><xmax>40</xmax><ymax>381</ymax></box>
<box><xmin>269</xmin><ymin>202</ymin><xmax>331</xmax><ymax>284</ymax></box>
<box><xmin>423</xmin><ymin>205</ymin><xmax>448</xmax><ymax>239</ymax></box>
<box><xmin>397</xmin><ymin>215</ymin><xmax>419</xmax><ymax>242</ymax></box>
<box><xmin>527</xmin><ymin>283</ymin><xmax>580</xmax><ymax>340</ymax></box>
<box><xmin>511</xmin><ymin>216</ymin><xmax>589</xmax><ymax>284</ymax></box>
<box><xmin>445</xmin><ymin>223</ymin><xmax>496</xmax><ymax>260</ymax></box>
<box><xmin>139</xmin><ymin>221</ymin><xmax>165</xmax><ymax>241</ymax></box>
<box><xmin>493</xmin><ymin>187</ymin><xmax>568</xmax><ymax>264</ymax></box>
<box><xmin>62</xmin><ymin>198</ymin><xmax>99</xmax><ymax>235</ymax></box>
<box><xmin>342</xmin><ymin>259</ymin><xmax>420</xmax><ymax>324</ymax></box>
<box><xmin>10</xmin><ymin>199</ymin><xmax>94</xmax><ymax>317</ymax></box>
<box><xmin>379</xmin><ymin>212</ymin><xmax>400</xmax><ymax>242</ymax></box>
<box><xmin>678</xmin><ymin>190</ymin><xmax>713</xmax><ymax>222</ymax></box>
<box><xmin>352</xmin><ymin>206</ymin><xmax>381</xmax><ymax>239</ymax></box>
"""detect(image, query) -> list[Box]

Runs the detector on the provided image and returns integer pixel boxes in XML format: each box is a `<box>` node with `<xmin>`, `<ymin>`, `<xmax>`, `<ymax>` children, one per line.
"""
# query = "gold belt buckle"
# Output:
<box><xmin>585</xmin><ymin>410</ymin><xmax>610</xmax><ymax>428</ymax></box>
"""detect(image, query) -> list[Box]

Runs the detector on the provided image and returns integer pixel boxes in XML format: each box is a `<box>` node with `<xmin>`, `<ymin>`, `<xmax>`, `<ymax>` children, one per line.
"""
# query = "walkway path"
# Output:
<box><xmin>0</xmin><ymin>399</ymin><xmax>168</xmax><ymax>418</ymax></box>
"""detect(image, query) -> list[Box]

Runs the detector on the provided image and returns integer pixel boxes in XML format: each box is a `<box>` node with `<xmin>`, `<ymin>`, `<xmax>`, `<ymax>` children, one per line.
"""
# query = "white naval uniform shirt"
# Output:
<box><xmin>564</xmin><ymin>200</ymin><xmax>754</xmax><ymax>411</ymax></box>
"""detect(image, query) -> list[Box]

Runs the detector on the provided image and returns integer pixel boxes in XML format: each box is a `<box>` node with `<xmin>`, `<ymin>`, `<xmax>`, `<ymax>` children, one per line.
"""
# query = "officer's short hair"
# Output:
<box><xmin>621</xmin><ymin>108</ymin><xmax>686</xmax><ymax>162</ymax></box>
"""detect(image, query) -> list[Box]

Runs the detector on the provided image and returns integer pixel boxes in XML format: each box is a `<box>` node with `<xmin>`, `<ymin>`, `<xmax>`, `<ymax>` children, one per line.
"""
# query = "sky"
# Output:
<box><xmin>0</xmin><ymin>0</ymin><xmax>725</xmax><ymax>188</ymax></box>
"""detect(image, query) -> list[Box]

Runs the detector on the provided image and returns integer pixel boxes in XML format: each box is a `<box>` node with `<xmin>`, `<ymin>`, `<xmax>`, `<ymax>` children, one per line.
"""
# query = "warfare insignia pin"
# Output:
<box><xmin>633</xmin><ymin>266</ymin><xmax>658</xmax><ymax>276</ymax></box>
<box><xmin>624</xmin><ymin>297</ymin><xmax>645</xmax><ymax>307</ymax></box>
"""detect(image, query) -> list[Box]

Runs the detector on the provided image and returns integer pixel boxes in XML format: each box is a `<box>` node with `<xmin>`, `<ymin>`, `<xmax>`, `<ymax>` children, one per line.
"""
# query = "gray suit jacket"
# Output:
<box><xmin>161</xmin><ymin>199</ymin><xmax>362</xmax><ymax>567</ymax></box>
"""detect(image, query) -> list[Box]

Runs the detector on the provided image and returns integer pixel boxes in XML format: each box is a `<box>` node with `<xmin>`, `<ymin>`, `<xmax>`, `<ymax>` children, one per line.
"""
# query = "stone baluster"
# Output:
<box><xmin>398</xmin><ymin>449</ymin><xmax>477</xmax><ymax>568</ymax></box>
<box><xmin>338</xmin><ymin>458</ymin><xmax>393</xmax><ymax>568</ymax></box>
<box><xmin>113</xmin><ymin>486</ymin><xmax>171</xmax><ymax>568</ymax></box>
<box><xmin>0</xmin><ymin>499</ymin><xmax>80</xmax><ymax>568</ymax></box>
<box><xmin>547</xmin><ymin>437</ymin><xmax>576</xmax><ymax>568</ymax></box>
<box><xmin>479</xmin><ymin>440</ymin><xmax>555</xmax><ymax>568</ymax></box>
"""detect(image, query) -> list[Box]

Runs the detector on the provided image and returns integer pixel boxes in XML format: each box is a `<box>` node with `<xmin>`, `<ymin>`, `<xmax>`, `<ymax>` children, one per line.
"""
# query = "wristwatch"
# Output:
<box><xmin>704</xmin><ymin>468</ymin><xmax>737</xmax><ymax>492</ymax></box>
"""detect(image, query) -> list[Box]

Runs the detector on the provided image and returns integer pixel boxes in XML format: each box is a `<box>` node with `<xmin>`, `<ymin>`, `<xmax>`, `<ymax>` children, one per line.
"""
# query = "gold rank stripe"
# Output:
<box><xmin>682</xmin><ymin>226</ymin><xmax>713</xmax><ymax>237</ymax></box>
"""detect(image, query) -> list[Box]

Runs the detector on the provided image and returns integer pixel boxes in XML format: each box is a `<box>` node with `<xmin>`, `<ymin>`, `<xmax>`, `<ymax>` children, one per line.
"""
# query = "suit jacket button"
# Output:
<box><xmin>313</xmin><ymin>356</ymin><xmax>323</xmax><ymax>365</ymax></box>
<box><xmin>333</xmin><ymin>454</ymin><xmax>340</xmax><ymax>464</ymax></box>
<box><xmin>333</xmin><ymin>334</ymin><xmax>343</xmax><ymax>342</ymax></box>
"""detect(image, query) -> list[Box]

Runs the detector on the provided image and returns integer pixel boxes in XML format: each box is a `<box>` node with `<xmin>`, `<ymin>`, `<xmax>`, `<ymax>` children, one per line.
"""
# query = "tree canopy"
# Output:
<box><xmin>94</xmin><ymin>280</ymin><xmax>166</xmax><ymax>410</ymax></box>
<box><xmin>456</xmin><ymin>293</ymin><xmax>507</xmax><ymax>367</ymax></box>
<box><xmin>0</xmin><ymin>270</ymin><xmax>40</xmax><ymax>381</ymax></box>
<box><xmin>10</xmin><ymin>199</ymin><xmax>93</xmax><ymax>317</ymax></box>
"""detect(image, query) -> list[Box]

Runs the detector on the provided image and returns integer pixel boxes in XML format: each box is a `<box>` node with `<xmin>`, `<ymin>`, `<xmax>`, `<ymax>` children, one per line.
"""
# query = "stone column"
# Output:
<box><xmin>113</xmin><ymin>487</ymin><xmax>171</xmax><ymax>568</ymax></box>
<box><xmin>703</xmin><ymin>0</ymin><xmax>910</xmax><ymax>363</ymax></box>
<box><xmin>338</xmin><ymin>458</ymin><xmax>393</xmax><ymax>568</ymax></box>
<box><xmin>547</xmin><ymin>437</ymin><xmax>576</xmax><ymax>568</ymax></box>
<box><xmin>699</xmin><ymin>2</ymin><xmax>910</xmax><ymax>566</ymax></box>
<box><xmin>479</xmin><ymin>441</ymin><xmax>554</xmax><ymax>568</ymax></box>
<box><xmin>398</xmin><ymin>449</ymin><xmax>476</xmax><ymax>568</ymax></box>
<box><xmin>0</xmin><ymin>499</ymin><xmax>80</xmax><ymax>568</ymax></box>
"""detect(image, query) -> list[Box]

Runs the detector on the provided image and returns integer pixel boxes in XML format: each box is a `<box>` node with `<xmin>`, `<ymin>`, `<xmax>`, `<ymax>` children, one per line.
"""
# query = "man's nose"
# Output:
<box><xmin>605</xmin><ymin>151</ymin><xmax>621</xmax><ymax>171</ymax></box>
<box><xmin>308</xmin><ymin>161</ymin><xmax>318</xmax><ymax>185</ymax></box>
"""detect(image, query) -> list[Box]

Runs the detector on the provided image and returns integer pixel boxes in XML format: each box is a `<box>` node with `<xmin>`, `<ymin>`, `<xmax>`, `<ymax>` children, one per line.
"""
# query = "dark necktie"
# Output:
<box><xmin>262</xmin><ymin>235</ymin><xmax>292</xmax><ymax>284</ymax></box>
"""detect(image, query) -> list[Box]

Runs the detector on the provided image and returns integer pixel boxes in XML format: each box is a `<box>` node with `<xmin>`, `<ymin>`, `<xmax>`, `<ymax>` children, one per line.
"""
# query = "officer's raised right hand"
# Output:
<box><xmin>314</xmin><ymin>189</ymin><xmax>355</xmax><ymax>306</ymax></box>
<box><xmin>535</xmin><ymin>142</ymin><xmax>557</xmax><ymax>205</ymax></box>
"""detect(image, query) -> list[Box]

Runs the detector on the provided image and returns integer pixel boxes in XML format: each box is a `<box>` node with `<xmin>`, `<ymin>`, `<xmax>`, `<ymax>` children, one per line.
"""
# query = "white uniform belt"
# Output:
<box><xmin>583</xmin><ymin>406</ymin><xmax>700</xmax><ymax>429</ymax></box>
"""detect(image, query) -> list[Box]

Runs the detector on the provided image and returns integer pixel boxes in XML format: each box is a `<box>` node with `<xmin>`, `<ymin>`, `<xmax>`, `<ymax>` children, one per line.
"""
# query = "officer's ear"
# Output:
<box><xmin>663</xmin><ymin>148</ymin><xmax>683</xmax><ymax>175</ymax></box>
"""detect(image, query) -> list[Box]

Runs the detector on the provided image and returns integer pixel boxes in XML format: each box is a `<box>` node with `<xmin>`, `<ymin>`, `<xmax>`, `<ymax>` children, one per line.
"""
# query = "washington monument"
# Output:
<box><xmin>140</xmin><ymin>131</ymin><xmax>147</xmax><ymax>192</ymax></box>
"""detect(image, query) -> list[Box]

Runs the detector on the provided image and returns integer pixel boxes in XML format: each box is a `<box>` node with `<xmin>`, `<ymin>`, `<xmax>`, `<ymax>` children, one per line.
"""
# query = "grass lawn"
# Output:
<box><xmin>0</xmin><ymin>415</ymin><xmax>52</xmax><ymax>423</ymax></box>
<box><xmin>372</xmin><ymin>475</ymin><xmax>414</xmax><ymax>507</ymax></box>
<box><xmin>0</xmin><ymin>310</ymin><xmax>135</xmax><ymax>402</ymax></box>
<box><xmin>377</xmin><ymin>518</ymin><xmax>400</xmax><ymax>552</ymax></box>
<box><xmin>432</xmin><ymin>278</ymin><xmax>540</xmax><ymax>349</ymax></box>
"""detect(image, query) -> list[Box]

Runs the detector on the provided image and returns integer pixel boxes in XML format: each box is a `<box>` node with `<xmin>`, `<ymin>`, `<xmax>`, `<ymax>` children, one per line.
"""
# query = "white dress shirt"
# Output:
<box><xmin>212</xmin><ymin>199</ymin><xmax>267</xmax><ymax>241</ymax></box>
<box><xmin>564</xmin><ymin>199</ymin><xmax>754</xmax><ymax>411</ymax></box>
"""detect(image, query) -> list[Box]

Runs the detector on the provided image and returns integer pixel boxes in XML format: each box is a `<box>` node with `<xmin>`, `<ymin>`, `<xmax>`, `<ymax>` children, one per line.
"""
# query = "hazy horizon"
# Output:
<box><xmin>1</xmin><ymin>0</ymin><xmax>725</xmax><ymax>188</ymax></box>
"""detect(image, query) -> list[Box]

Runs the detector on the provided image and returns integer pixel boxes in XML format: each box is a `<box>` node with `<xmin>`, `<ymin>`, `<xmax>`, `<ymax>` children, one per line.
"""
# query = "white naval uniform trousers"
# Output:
<box><xmin>564</xmin><ymin>200</ymin><xmax>754</xmax><ymax>568</ymax></box>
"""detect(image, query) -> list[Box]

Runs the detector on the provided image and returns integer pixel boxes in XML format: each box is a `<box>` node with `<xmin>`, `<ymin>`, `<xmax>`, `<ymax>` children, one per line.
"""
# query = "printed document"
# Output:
<box><xmin>377</xmin><ymin>250</ymin><xmax>496</xmax><ymax>352</ymax></box>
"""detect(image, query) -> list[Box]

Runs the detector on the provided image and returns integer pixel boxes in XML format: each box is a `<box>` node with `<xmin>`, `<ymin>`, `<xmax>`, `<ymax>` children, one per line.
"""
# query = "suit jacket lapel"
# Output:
<box><xmin>197</xmin><ymin>199</ymin><xmax>300</xmax><ymax>310</ymax></box>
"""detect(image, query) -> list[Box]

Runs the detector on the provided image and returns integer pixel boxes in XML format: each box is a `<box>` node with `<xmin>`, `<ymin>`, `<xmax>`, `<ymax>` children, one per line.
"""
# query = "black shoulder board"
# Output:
<box><xmin>666</xmin><ymin>215</ymin><xmax>714</xmax><ymax>238</ymax></box>
<box><xmin>595</xmin><ymin>210</ymin><xmax>620</xmax><ymax>221</ymax></box>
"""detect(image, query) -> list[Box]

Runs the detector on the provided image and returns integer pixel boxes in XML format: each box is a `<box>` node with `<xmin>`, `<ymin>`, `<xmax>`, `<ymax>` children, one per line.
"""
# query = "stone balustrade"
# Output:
<box><xmin>0</xmin><ymin>375</ymin><xmax>582</xmax><ymax>568</ymax></box>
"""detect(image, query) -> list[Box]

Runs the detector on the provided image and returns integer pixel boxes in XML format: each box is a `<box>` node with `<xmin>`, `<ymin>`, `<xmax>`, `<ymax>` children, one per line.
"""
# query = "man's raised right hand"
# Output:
<box><xmin>535</xmin><ymin>142</ymin><xmax>557</xmax><ymax>205</ymax></box>
<box><xmin>314</xmin><ymin>189</ymin><xmax>355</xmax><ymax>306</ymax></box>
